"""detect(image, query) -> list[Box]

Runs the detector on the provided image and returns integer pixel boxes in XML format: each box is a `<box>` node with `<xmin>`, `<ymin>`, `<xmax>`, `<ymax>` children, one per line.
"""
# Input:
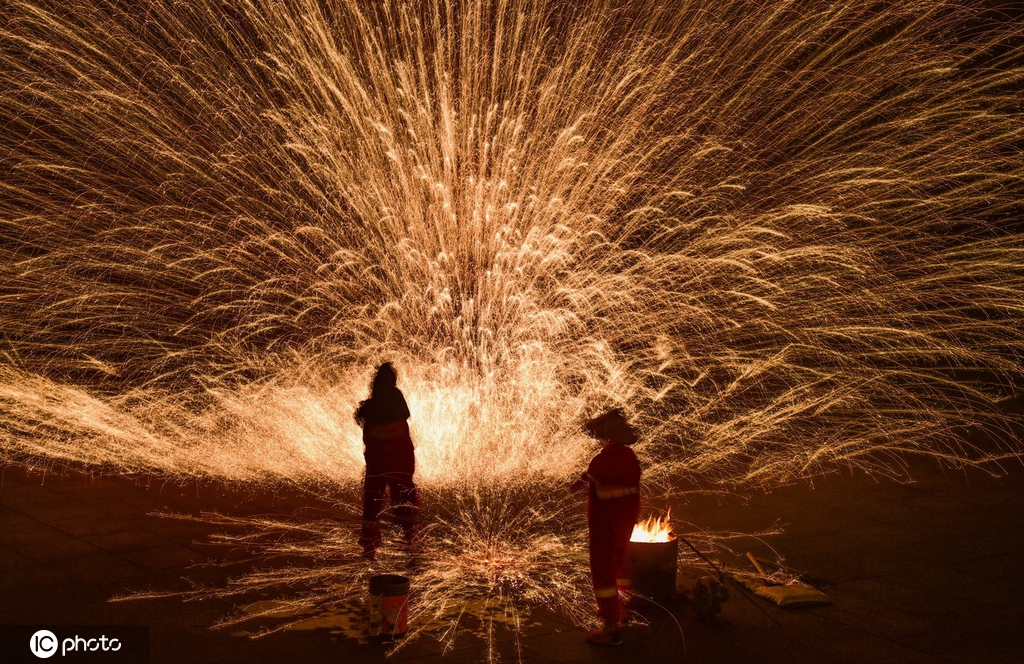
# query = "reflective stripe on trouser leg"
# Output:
<box><xmin>616</xmin><ymin>578</ymin><xmax>633</xmax><ymax>620</ymax></box>
<box><xmin>591</xmin><ymin>543</ymin><xmax>622</xmax><ymax>624</ymax></box>
<box><xmin>594</xmin><ymin>589</ymin><xmax>621</xmax><ymax>624</ymax></box>
<box><xmin>616</xmin><ymin>579</ymin><xmax>633</xmax><ymax>602</ymax></box>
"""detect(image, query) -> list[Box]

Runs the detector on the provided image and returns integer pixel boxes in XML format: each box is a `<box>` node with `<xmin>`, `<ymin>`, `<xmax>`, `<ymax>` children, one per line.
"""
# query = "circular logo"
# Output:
<box><xmin>29</xmin><ymin>630</ymin><xmax>58</xmax><ymax>658</ymax></box>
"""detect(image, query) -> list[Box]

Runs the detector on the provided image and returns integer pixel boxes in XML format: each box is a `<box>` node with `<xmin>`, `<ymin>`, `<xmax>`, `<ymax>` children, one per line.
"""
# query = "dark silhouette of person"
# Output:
<box><xmin>570</xmin><ymin>408</ymin><xmax>641</xmax><ymax>646</ymax></box>
<box><xmin>354</xmin><ymin>362</ymin><xmax>419</xmax><ymax>559</ymax></box>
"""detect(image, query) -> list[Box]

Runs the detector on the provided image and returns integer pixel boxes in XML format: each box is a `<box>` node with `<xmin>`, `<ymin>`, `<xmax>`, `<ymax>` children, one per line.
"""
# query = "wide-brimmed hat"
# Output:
<box><xmin>583</xmin><ymin>408</ymin><xmax>638</xmax><ymax>445</ymax></box>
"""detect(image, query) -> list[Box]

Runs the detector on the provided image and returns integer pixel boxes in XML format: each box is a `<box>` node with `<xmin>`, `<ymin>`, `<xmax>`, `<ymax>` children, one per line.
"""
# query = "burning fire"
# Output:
<box><xmin>631</xmin><ymin>511</ymin><xmax>674</xmax><ymax>543</ymax></box>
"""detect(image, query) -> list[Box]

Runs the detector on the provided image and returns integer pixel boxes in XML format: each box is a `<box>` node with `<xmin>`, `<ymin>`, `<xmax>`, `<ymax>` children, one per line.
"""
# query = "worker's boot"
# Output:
<box><xmin>584</xmin><ymin>621</ymin><xmax>623</xmax><ymax>646</ymax></box>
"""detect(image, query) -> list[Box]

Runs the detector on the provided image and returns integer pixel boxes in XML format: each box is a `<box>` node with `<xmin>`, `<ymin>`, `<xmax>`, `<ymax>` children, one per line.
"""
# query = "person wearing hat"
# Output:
<box><xmin>570</xmin><ymin>408</ymin><xmax>642</xmax><ymax>646</ymax></box>
<box><xmin>354</xmin><ymin>362</ymin><xmax>420</xmax><ymax>560</ymax></box>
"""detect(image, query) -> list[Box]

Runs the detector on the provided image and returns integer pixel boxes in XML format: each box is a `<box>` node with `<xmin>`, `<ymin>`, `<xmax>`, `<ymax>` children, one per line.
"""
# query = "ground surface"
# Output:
<box><xmin>2</xmin><ymin>457</ymin><xmax>1023</xmax><ymax>664</ymax></box>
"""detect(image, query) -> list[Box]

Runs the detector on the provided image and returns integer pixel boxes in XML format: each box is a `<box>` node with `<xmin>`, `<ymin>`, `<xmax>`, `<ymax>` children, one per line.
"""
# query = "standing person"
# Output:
<box><xmin>571</xmin><ymin>408</ymin><xmax>642</xmax><ymax>646</ymax></box>
<box><xmin>354</xmin><ymin>362</ymin><xmax>419</xmax><ymax>560</ymax></box>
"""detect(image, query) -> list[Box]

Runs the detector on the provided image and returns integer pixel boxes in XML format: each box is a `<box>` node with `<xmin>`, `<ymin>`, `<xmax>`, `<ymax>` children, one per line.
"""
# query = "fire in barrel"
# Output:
<box><xmin>629</xmin><ymin>512</ymin><xmax>678</xmax><ymax>601</ymax></box>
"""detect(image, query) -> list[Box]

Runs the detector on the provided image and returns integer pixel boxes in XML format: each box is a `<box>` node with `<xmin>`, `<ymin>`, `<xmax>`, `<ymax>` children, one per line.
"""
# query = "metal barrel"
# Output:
<box><xmin>629</xmin><ymin>537</ymin><xmax>678</xmax><ymax>601</ymax></box>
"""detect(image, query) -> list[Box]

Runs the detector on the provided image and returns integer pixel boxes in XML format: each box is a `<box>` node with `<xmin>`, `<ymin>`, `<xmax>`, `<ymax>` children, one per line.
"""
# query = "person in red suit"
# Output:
<box><xmin>571</xmin><ymin>408</ymin><xmax>642</xmax><ymax>646</ymax></box>
<box><xmin>354</xmin><ymin>362</ymin><xmax>419</xmax><ymax>560</ymax></box>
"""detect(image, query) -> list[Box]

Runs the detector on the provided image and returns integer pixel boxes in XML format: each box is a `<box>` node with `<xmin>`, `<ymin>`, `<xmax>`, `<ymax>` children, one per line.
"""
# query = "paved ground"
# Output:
<box><xmin>2</xmin><ymin>457</ymin><xmax>1023</xmax><ymax>664</ymax></box>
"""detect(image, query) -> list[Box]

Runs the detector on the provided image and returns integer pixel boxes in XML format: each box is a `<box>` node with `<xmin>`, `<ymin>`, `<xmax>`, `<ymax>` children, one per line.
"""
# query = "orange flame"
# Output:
<box><xmin>630</xmin><ymin>510</ymin><xmax>673</xmax><ymax>543</ymax></box>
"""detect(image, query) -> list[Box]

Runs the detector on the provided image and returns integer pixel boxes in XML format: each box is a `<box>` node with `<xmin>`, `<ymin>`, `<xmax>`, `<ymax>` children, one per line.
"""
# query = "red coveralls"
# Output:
<box><xmin>585</xmin><ymin>443</ymin><xmax>641</xmax><ymax>625</ymax></box>
<box><xmin>359</xmin><ymin>419</ymin><xmax>419</xmax><ymax>555</ymax></box>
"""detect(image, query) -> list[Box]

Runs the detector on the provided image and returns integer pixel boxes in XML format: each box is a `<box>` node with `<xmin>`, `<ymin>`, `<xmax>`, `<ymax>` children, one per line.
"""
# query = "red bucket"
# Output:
<box><xmin>368</xmin><ymin>574</ymin><xmax>410</xmax><ymax>638</ymax></box>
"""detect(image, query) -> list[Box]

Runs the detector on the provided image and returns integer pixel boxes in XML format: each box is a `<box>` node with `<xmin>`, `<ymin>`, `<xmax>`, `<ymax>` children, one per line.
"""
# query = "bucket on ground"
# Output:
<box><xmin>368</xmin><ymin>574</ymin><xmax>410</xmax><ymax>638</ymax></box>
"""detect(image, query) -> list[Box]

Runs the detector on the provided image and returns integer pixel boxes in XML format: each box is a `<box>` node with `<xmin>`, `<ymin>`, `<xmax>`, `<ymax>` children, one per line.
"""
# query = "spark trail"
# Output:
<box><xmin>2</xmin><ymin>0</ymin><xmax>1024</xmax><ymax>647</ymax></box>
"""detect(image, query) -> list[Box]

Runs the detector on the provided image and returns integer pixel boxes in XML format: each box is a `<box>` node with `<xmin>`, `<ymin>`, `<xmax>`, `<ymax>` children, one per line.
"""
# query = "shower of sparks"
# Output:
<box><xmin>2</xmin><ymin>0</ymin><xmax>1024</xmax><ymax>650</ymax></box>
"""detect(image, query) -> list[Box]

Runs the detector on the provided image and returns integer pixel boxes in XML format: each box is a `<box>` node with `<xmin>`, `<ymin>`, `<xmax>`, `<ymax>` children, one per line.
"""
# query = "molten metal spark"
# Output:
<box><xmin>2</xmin><ymin>0</ymin><xmax>1024</xmax><ymax>651</ymax></box>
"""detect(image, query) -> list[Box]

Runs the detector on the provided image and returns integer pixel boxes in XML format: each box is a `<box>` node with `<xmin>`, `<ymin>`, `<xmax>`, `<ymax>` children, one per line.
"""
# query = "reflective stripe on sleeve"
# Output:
<box><xmin>594</xmin><ymin>485</ymin><xmax>639</xmax><ymax>499</ymax></box>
